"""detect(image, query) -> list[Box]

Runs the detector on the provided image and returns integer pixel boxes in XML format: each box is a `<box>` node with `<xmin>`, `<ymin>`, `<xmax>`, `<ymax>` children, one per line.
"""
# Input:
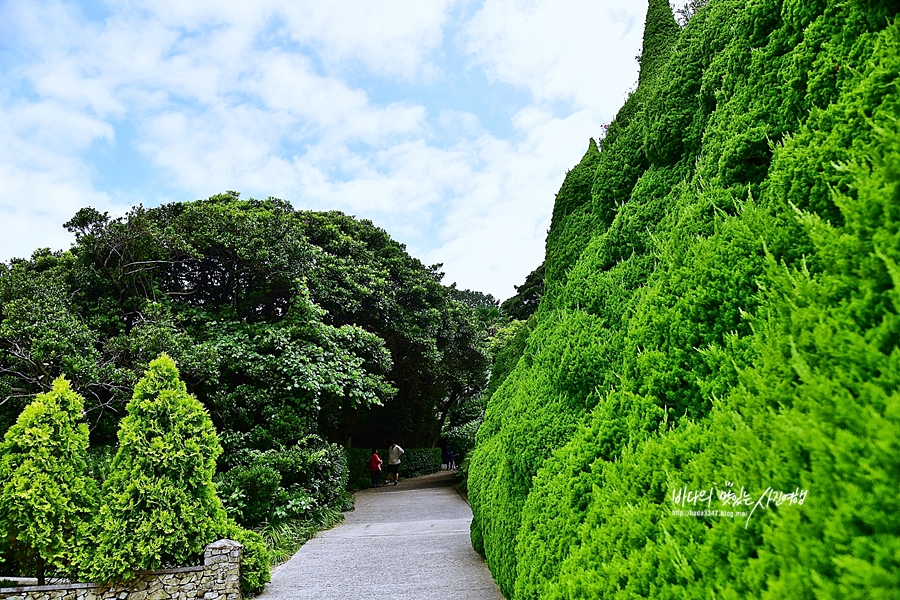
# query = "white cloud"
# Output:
<box><xmin>0</xmin><ymin>0</ymin><xmax>648</xmax><ymax>299</ymax></box>
<box><xmin>98</xmin><ymin>0</ymin><xmax>455</xmax><ymax>80</ymax></box>
<box><xmin>276</xmin><ymin>0</ymin><xmax>457</xmax><ymax>80</ymax></box>
<box><xmin>463</xmin><ymin>0</ymin><xmax>644</xmax><ymax>110</ymax></box>
<box><xmin>0</xmin><ymin>103</ymin><xmax>112</xmax><ymax>259</ymax></box>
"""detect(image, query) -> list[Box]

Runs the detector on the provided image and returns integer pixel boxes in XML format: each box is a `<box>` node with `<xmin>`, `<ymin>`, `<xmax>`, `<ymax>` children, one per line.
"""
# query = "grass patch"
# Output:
<box><xmin>256</xmin><ymin>506</ymin><xmax>347</xmax><ymax>567</ymax></box>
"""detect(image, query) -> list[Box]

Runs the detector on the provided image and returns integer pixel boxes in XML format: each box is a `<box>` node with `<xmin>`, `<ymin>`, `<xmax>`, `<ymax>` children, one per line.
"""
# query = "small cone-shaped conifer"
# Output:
<box><xmin>638</xmin><ymin>0</ymin><xmax>679</xmax><ymax>85</ymax></box>
<box><xmin>543</xmin><ymin>138</ymin><xmax>602</xmax><ymax>302</ymax></box>
<box><xmin>87</xmin><ymin>354</ymin><xmax>227</xmax><ymax>583</ymax></box>
<box><xmin>548</xmin><ymin>139</ymin><xmax>600</xmax><ymax>226</ymax></box>
<box><xmin>0</xmin><ymin>377</ymin><xmax>97</xmax><ymax>584</ymax></box>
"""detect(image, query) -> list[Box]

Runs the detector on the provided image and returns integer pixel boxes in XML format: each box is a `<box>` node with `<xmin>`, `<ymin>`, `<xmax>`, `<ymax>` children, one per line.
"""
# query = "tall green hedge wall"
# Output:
<box><xmin>468</xmin><ymin>1</ymin><xmax>900</xmax><ymax>598</ymax></box>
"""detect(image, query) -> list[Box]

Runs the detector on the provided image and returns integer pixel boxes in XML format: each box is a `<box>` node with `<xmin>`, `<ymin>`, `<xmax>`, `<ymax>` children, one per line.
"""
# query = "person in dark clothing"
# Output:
<box><xmin>443</xmin><ymin>444</ymin><xmax>454</xmax><ymax>471</ymax></box>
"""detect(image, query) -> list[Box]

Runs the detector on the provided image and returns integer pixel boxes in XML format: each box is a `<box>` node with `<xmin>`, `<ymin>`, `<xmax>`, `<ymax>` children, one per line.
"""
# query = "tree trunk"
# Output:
<box><xmin>430</xmin><ymin>394</ymin><xmax>459</xmax><ymax>448</ymax></box>
<box><xmin>37</xmin><ymin>554</ymin><xmax>45</xmax><ymax>586</ymax></box>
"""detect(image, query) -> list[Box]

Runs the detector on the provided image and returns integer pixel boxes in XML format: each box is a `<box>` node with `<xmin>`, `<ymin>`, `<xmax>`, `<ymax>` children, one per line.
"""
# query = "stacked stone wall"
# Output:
<box><xmin>0</xmin><ymin>539</ymin><xmax>242</xmax><ymax>600</ymax></box>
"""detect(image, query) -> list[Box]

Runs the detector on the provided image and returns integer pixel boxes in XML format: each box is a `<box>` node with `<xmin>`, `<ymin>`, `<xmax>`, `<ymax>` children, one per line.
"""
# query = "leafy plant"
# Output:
<box><xmin>86</xmin><ymin>354</ymin><xmax>227</xmax><ymax>583</ymax></box>
<box><xmin>0</xmin><ymin>377</ymin><xmax>97</xmax><ymax>584</ymax></box>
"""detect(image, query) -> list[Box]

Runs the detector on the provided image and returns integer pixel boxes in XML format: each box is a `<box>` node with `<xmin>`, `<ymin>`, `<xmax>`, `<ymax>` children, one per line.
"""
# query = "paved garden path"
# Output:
<box><xmin>257</xmin><ymin>471</ymin><xmax>504</xmax><ymax>600</ymax></box>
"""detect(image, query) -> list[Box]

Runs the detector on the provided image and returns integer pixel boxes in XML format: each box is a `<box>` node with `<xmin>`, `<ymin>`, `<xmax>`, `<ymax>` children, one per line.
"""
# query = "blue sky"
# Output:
<box><xmin>0</xmin><ymin>0</ymin><xmax>652</xmax><ymax>300</ymax></box>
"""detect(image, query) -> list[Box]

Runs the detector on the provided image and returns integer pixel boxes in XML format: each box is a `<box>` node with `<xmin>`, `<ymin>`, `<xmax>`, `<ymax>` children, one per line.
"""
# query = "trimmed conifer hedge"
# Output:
<box><xmin>469</xmin><ymin>0</ymin><xmax>900</xmax><ymax>597</ymax></box>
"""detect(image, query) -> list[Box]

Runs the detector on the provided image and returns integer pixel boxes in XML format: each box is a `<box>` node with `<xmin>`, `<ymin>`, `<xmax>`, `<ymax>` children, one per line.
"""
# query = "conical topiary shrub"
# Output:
<box><xmin>0</xmin><ymin>377</ymin><xmax>97</xmax><ymax>584</ymax></box>
<box><xmin>638</xmin><ymin>0</ymin><xmax>679</xmax><ymax>85</ymax></box>
<box><xmin>87</xmin><ymin>353</ymin><xmax>227</xmax><ymax>583</ymax></box>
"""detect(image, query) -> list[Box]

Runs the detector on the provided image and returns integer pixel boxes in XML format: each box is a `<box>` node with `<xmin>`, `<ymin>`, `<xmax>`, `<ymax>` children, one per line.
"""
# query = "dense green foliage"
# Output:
<box><xmin>0</xmin><ymin>193</ymin><xmax>489</xmax><ymax>551</ymax></box>
<box><xmin>1</xmin><ymin>195</ymin><xmax>488</xmax><ymax>452</ymax></box>
<box><xmin>86</xmin><ymin>355</ymin><xmax>229</xmax><ymax>581</ymax></box>
<box><xmin>82</xmin><ymin>355</ymin><xmax>270</xmax><ymax>592</ymax></box>
<box><xmin>637</xmin><ymin>0</ymin><xmax>680</xmax><ymax>85</ymax></box>
<box><xmin>217</xmin><ymin>521</ymin><xmax>270</xmax><ymax>596</ymax></box>
<box><xmin>469</xmin><ymin>1</ymin><xmax>900</xmax><ymax>598</ymax></box>
<box><xmin>216</xmin><ymin>437</ymin><xmax>350</xmax><ymax>526</ymax></box>
<box><xmin>0</xmin><ymin>377</ymin><xmax>96</xmax><ymax>583</ymax></box>
<box><xmin>291</xmin><ymin>210</ymin><xmax>490</xmax><ymax>447</ymax></box>
<box><xmin>441</xmin><ymin>267</ymin><xmax>545</xmax><ymax>491</ymax></box>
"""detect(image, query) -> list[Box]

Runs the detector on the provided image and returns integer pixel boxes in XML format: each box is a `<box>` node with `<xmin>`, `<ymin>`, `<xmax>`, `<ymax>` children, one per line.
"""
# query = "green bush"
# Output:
<box><xmin>215</xmin><ymin>464</ymin><xmax>281</xmax><ymax>526</ymax></box>
<box><xmin>218</xmin><ymin>438</ymin><xmax>351</xmax><ymax>526</ymax></box>
<box><xmin>217</xmin><ymin>521</ymin><xmax>270</xmax><ymax>597</ymax></box>
<box><xmin>468</xmin><ymin>1</ymin><xmax>900</xmax><ymax>598</ymax></box>
<box><xmin>0</xmin><ymin>377</ymin><xmax>97</xmax><ymax>583</ymax></box>
<box><xmin>86</xmin><ymin>354</ymin><xmax>228</xmax><ymax>583</ymax></box>
<box><xmin>399</xmin><ymin>448</ymin><xmax>441</xmax><ymax>477</ymax></box>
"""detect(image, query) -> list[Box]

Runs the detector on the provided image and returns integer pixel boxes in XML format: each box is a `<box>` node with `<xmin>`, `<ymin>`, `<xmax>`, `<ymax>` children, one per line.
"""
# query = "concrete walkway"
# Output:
<box><xmin>257</xmin><ymin>471</ymin><xmax>504</xmax><ymax>600</ymax></box>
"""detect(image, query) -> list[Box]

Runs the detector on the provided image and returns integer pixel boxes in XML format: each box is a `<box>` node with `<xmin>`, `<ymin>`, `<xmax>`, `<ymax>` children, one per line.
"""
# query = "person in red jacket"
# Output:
<box><xmin>369</xmin><ymin>448</ymin><xmax>383</xmax><ymax>488</ymax></box>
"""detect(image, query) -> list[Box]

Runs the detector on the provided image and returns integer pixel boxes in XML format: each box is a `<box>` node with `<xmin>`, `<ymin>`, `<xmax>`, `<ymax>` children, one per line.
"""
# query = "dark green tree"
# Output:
<box><xmin>499</xmin><ymin>263</ymin><xmax>544</xmax><ymax>322</ymax></box>
<box><xmin>449</xmin><ymin>285</ymin><xmax>500</xmax><ymax>327</ymax></box>
<box><xmin>0</xmin><ymin>250</ymin><xmax>128</xmax><ymax>438</ymax></box>
<box><xmin>296</xmin><ymin>210</ymin><xmax>489</xmax><ymax>447</ymax></box>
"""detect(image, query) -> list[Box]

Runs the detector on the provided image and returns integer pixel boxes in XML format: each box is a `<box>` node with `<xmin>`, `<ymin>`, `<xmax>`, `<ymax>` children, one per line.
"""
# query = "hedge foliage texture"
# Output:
<box><xmin>468</xmin><ymin>1</ymin><xmax>900</xmax><ymax>598</ymax></box>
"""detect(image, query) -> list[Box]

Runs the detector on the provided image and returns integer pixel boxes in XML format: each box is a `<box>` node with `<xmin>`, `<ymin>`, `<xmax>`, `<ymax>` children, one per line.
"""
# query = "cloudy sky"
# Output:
<box><xmin>0</xmin><ymin>0</ymin><xmax>651</xmax><ymax>300</ymax></box>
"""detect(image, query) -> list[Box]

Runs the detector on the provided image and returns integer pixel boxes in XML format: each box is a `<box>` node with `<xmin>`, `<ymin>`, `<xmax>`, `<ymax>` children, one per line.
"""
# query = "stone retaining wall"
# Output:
<box><xmin>0</xmin><ymin>539</ymin><xmax>242</xmax><ymax>600</ymax></box>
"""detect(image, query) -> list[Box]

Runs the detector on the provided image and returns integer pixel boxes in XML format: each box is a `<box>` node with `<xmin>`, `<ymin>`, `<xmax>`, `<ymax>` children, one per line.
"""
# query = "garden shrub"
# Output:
<box><xmin>398</xmin><ymin>447</ymin><xmax>441</xmax><ymax>477</ymax></box>
<box><xmin>0</xmin><ymin>377</ymin><xmax>97</xmax><ymax>583</ymax></box>
<box><xmin>300</xmin><ymin>441</ymin><xmax>349</xmax><ymax>506</ymax></box>
<box><xmin>215</xmin><ymin>464</ymin><xmax>281</xmax><ymax>526</ymax></box>
<box><xmin>254</xmin><ymin>439</ymin><xmax>349</xmax><ymax>508</ymax></box>
<box><xmin>217</xmin><ymin>521</ymin><xmax>270</xmax><ymax>597</ymax></box>
<box><xmin>217</xmin><ymin>436</ymin><xmax>352</xmax><ymax>526</ymax></box>
<box><xmin>87</xmin><ymin>354</ymin><xmax>228</xmax><ymax>583</ymax></box>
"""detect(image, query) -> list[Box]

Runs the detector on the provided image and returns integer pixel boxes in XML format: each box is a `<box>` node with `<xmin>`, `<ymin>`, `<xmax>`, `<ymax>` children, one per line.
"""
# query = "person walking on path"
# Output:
<box><xmin>386</xmin><ymin>441</ymin><xmax>404</xmax><ymax>485</ymax></box>
<box><xmin>369</xmin><ymin>448</ymin><xmax>383</xmax><ymax>488</ymax></box>
<box><xmin>443</xmin><ymin>443</ymin><xmax>454</xmax><ymax>471</ymax></box>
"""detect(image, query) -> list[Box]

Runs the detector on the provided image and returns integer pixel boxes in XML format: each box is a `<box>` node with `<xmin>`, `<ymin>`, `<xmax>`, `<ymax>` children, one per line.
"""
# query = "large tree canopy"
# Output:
<box><xmin>0</xmin><ymin>194</ymin><xmax>489</xmax><ymax>453</ymax></box>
